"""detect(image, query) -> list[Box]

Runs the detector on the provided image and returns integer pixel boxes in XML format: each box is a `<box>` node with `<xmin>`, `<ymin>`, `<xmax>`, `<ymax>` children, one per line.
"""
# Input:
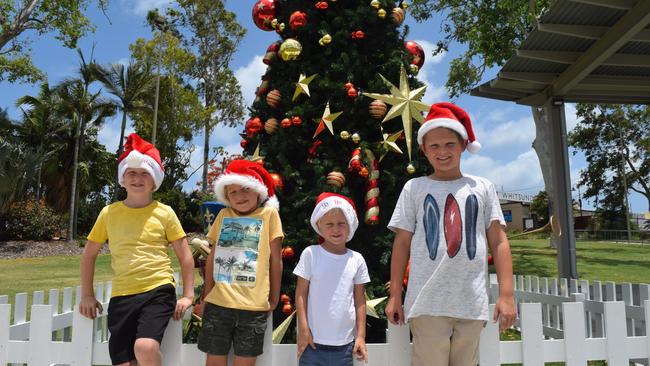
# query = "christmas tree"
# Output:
<box><xmin>241</xmin><ymin>0</ymin><xmax>431</xmax><ymax>342</ymax></box>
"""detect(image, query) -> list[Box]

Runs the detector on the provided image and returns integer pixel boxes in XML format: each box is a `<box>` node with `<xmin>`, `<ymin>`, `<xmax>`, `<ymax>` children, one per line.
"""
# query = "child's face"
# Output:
<box><xmin>123</xmin><ymin>168</ymin><xmax>155</xmax><ymax>193</ymax></box>
<box><xmin>317</xmin><ymin>209</ymin><xmax>350</xmax><ymax>248</ymax></box>
<box><xmin>226</xmin><ymin>184</ymin><xmax>260</xmax><ymax>214</ymax></box>
<box><xmin>420</xmin><ymin>127</ymin><xmax>466</xmax><ymax>180</ymax></box>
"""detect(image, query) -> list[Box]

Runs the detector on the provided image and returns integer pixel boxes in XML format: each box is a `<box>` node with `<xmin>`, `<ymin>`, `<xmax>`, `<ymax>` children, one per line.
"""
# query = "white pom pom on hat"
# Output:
<box><xmin>416</xmin><ymin>102</ymin><xmax>481</xmax><ymax>153</ymax></box>
<box><xmin>117</xmin><ymin>133</ymin><xmax>165</xmax><ymax>190</ymax></box>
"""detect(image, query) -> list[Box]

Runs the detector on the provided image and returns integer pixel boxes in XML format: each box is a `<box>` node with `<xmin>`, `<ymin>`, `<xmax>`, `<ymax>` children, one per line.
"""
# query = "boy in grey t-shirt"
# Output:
<box><xmin>385</xmin><ymin>102</ymin><xmax>515</xmax><ymax>366</ymax></box>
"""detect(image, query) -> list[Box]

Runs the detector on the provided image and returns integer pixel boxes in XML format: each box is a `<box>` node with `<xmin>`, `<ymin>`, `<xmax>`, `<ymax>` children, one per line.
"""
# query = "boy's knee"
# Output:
<box><xmin>134</xmin><ymin>338</ymin><xmax>160</xmax><ymax>357</ymax></box>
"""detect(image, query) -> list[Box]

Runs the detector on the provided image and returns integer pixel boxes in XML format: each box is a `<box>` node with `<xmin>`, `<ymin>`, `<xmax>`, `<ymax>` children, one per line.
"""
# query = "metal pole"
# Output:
<box><xmin>618</xmin><ymin>128</ymin><xmax>632</xmax><ymax>242</ymax></box>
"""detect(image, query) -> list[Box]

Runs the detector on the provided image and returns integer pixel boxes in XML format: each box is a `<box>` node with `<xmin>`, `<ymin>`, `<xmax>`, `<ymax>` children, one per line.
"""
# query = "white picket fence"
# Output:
<box><xmin>0</xmin><ymin>275</ymin><xmax>649</xmax><ymax>365</ymax></box>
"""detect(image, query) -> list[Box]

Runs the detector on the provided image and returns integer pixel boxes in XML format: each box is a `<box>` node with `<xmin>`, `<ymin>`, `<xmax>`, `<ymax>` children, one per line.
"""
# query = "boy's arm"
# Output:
<box><xmin>79</xmin><ymin>240</ymin><xmax>104</xmax><ymax>319</ymax></box>
<box><xmin>295</xmin><ymin>276</ymin><xmax>315</xmax><ymax>358</ymax></box>
<box><xmin>353</xmin><ymin>283</ymin><xmax>369</xmax><ymax>363</ymax></box>
<box><xmin>385</xmin><ymin>228</ymin><xmax>412</xmax><ymax>325</ymax></box>
<box><xmin>171</xmin><ymin>236</ymin><xmax>195</xmax><ymax>320</ymax></box>
<box><xmin>268</xmin><ymin>236</ymin><xmax>283</xmax><ymax>311</ymax></box>
<box><xmin>487</xmin><ymin>220</ymin><xmax>516</xmax><ymax>332</ymax></box>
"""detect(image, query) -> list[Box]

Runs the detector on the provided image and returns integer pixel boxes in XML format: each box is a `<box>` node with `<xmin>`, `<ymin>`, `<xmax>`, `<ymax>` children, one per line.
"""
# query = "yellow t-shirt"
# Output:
<box><xmin>204</xmin><ymin>206</ymin><xmax>284</xmax><ymax>311</ymax></box>
<box><xmin>87</xmin><ymin>201</ymin><xmax>186</xmax><ymax>297</ymax></box>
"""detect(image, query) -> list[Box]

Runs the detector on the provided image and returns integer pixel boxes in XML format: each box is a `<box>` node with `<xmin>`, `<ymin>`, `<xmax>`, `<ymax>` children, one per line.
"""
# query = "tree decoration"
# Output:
<box><xmin>280</xmin><ymin>118</ymin><xmax>292</xmax><ymax>128</ymax></box>
<box><xmin>271</xmin><ymin>18</ymin><xmax>278</xmax><ymax>29</ymax></box>
<box><xmin>351</xmin><ymin>30</ymin><xmax>365</xmax><ymax>39</ymax></box>
<box><xmin>340</xmin><ymin>130</ymin><xmax>350</xmax><ymax>140</ymax></box>
<box><xmin>362</xmin><ymin>65</ymin><xmax>429</xmax><ymax>161</ymax></box>
<box><xmin>289</xmin><ymin>11</ymin><xmax>308</xmax><ymax>30</ymax></box>
<box><xmin>252</xmin><ymin>0</ymin><xmax>276</xmax><ymax>31</ymax></box>
<box><xmin>351</xmin><ymin>132</ymin><xmax>361</xmax><ymax>144</ymax></box>
<box><xmin>406</xmin><ymin>163</ymin><xmax>416</xmax><ymax>174</ymax></box>
<box><xmin>270</xmin><ymin>172</ymin><xmax>284</xmax><ymax>190</ymax></box>
<box><xmin>369</xmin><ymin>99</ymin><xmax>387</xmax><ymax>119</ymax></box>
<box><xmin>266</xmin><ymin>89</ymin><xmax>282</xmax><ymax>109</ymax></box>
<box><xmin>347</xmin><ymin>87</ymin><xmax>358</xmax><ymax>98</ymax></box>
<box><xmin>381</xmin><ymin>130</ymin><xmax>404</xmax><ymax>155</ymax></box>
<box><xmin>377</xmin><ymin>8</ymin><xmax>387</xmax><ymax>18</ymax></box>
<box><xmin>292</xmin><ymin>73</ymin><xmax>317</xmax><ymax>101</ymax></box>
<box><xmin>263</xmin><ymin>41</ymin><xmax>281</xmax><ymax>65</ymax></box>
<box><xmin>291</xmin><ymin>116</ymin><xmax>302</xmax><ymax>126</ymax></box>
<box><xmin>265</xmin><ymin>117</ymin><xmax>279</xmax><ymax>134</ymax></box>
<box><xmin>391</xmin><ymin>7</ymin><xmax>405</xmax><ymax>25</ymax></box>
<box><xmin>318</xmin><ymin>34</ymin><xmax>332</xmax><ymax>46</ymax></box>
<box><xmin>348</xmin><ymin>148</ymin><xmax>380</xmax><ymax>224</ymax></box>
<box><xmin>315</xmin><ymin>1</ymin><xmax>329</xmax><ymax>10</ymax></box>
<box><xmin>240</xmin><ymin>139</ymin><xmax>248</xmax><ymax>148</ymax></box>
<box><xmin>275</xmin><ymin>22</ymin><xmax>286</xmax><ymax>32</ymax></box>
<box><xmin>245</xmin><ymin>117</ymin><xmax>263</xmax><ymax>138</ymax></box>
<box><xmin>282</xmin><ymin>303</ymin><xmax>293</xmax><ymax>315</ymax></box>
<box><xmin>313</xmin><ymin>101</ymin><xmax>343</xmax><ymax>138</ymax></box>
<box><xmin>272</xmin><ymin>310</ymin><xmax>295</xmax><ymax>343</ymax></box>
<box><xmin>256</xmin><ymin>80</ymin><xmax>270</xmax><ymax>96</ymax></box>
<box><xmin>308</xmin><ymin>140</ymin><xmax>323</xmax><ymax>158</ymax></box>
<box><xmin>279</xmin><ymin>38</ymin><xmax>302</xmax><ymax>61</ymax></box>
<box><xmin>281</xmin><ymin>246</ymin><xmax>295</xmax><ymax>260</ymax></box>
<box><xmin>370</xmin><ymin>0</ymin><xmax>380</xmax><ymax>9</ymax></box>
<box><xmin>405</xmin><ymin>40</ymin><xmax>425</xmax><ymax>70</ymax></box>
<box><xmin>249</xmin><ymin>144</ymin><xmax>265</xmax><ymax>163</ymax></box>
<box><xmin>401</xmin><ymin>1</ymin><xmax>409</xmax><ymax>9</ymax></box>
<box><xmin>326</xmin><ymin>171</ymin><xmax>346</xmax><ymax>188</ymax></box>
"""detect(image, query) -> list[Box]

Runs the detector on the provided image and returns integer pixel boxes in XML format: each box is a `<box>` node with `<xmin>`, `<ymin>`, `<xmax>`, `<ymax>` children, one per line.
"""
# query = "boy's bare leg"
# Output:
<box><xmin>134</xmin><ymin>338</ymin><xmax>162</xmax><ymax>366</ymax></box>
<box><xmin>233</xmin><ymin>356</ymin><xmax>257</xmax><ymax>366</ymax></box>
<box><xmin>206</xmin><ymin>354</ymin><xmax>228</xmax><ymax>366</ymax></box>
<box><xmin>114</xmin><ymin>362</ymin><xmax>136</xmax><ymax>366</ymax></box>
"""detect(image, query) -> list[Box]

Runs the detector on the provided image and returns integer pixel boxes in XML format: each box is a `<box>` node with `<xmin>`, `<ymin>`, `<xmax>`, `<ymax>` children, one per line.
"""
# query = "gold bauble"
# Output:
<box><xmin>277</xmin><ymin>22</ymin><xmax>286</xmax><ymax>31</ymax></box>
<box><xmin>271</xmin><ymin>18</ymin><xmax>278</xmax><ymax>28</ymax></box>
<box><xmin>401</xmin><ymin>1</ymin><xmax>409</xmax><ymax>9</ymax></box>
<box><xmin>406</xmin><ymin>163</ymin><xmax>416</xmax><ymax>174</ymax></box>
<box><xmin>279</xmin><ymin>38</ymin><xmax>302</xmax><ymax>61</ymax></box>
<box><xmin>340</xmin><ymin>130</ymin><xmax>350</xmax><ymax>140</ymax></box>
<box><xmin>352</xmin><ymin>133</ymin><xmax>361</xmax><ymax>144</ymax></box>
<box><xmin>408</xmin><ymin>64</ymin><xmax>419</xmax><ymax>74</ymax></box>
<box><xmin>319</xmin><ymin>34</ymin><xmax>332</xmax><ymax>46</ymax></box>
<box><xmin>378</xmin><ymin>8</ymin><xmax>387</xmax><ymax>18</ymax></box>
<box><xmin>370</xmin><ymin>0</ymin><xmax>381</xmax><ymax>9</ymax></box>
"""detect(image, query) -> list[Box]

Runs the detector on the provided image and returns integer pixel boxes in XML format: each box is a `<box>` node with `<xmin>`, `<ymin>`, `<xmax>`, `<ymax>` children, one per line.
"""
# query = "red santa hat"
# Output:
<box><xmin>416</xmin><ymin>102</ymin><xmax>481</xmax><ymax>153</ymax></box>
<box><xmin>117</xmin><ymin>133</ymin><xmax>164</xmax><ymax>190</ymax></box>
<box><xmin>214</xmin><ymin>159</ymin><xmax>279</xmax><ymax>209</ymax></box>
<box><xmin>310</xmin><ymin>192</ymin><xmax>359</xmax><ymax>242</ymax></box>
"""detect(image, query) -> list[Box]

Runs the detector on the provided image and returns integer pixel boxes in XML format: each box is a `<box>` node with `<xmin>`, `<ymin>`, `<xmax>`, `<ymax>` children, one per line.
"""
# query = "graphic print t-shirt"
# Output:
<box><xmin>388</xmin><ymin>175</ymin><xmax>505</xmax><ymax>321</ymax></box>
<box><xmin>204</xmin><ymin>206</ymin><xmax>284</xmax><ymax>311</ymax></box>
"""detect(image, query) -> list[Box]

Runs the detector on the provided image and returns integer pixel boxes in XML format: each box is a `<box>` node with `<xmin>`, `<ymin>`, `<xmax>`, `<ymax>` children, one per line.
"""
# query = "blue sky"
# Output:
<box><xmin>0</xmin><ymin>0</ymin><xmax>645</xmax><ymax>214</ymax></box>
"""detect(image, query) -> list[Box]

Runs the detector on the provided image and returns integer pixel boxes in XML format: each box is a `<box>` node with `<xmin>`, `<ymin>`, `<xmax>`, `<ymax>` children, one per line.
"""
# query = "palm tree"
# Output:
<box><xmin>224</xmin><ymin>256</ymin><xmax>238</xmax><ymax>282</ymax></box>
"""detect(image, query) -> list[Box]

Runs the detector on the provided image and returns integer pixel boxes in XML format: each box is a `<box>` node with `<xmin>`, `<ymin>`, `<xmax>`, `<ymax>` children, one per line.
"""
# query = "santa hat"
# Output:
<box><xmin>117</xmin><ymin>133</ymin><xmax>164</xmax><ymax>190</ymax></box>
<box><xmin>214</xmin><ymin>159</ymin><xmax>279</xmax><ymax>209</ymax></box>
<box><xmin>416</xmin><ymin>102</ymin><xmax>481</xmax><ymax>153</ymax></box>
<box><xmin>310</xmin><ymin>192</ymin><xmax>359</xmax><ymax>242</ymax></box>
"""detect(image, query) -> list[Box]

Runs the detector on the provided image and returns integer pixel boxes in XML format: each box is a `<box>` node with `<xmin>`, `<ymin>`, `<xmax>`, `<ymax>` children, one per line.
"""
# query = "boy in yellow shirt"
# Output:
<box><xmin>79</xmin><ymin>133</ymin><xmax>194</xmax><ymax>366</ymax></box>
<box><xmin>198</xmin><ymin>159</ymin><xmax>283</xmax><ymax>366</ymax></box>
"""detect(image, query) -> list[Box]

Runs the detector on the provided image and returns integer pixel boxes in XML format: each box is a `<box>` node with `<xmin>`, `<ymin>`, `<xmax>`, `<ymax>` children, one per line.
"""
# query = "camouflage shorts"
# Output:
<box><xmin>197</xmin><ymin>303</ymin><xmax>268</xmax><ymax>357</ymax></box>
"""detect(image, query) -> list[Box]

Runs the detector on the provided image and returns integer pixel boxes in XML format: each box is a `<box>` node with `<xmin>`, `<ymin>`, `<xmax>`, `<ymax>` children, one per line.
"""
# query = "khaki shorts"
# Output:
<box><xmin>409</xmin><ymin>315</ymin><xmax>485</xmax><ymax>366</ymax></box>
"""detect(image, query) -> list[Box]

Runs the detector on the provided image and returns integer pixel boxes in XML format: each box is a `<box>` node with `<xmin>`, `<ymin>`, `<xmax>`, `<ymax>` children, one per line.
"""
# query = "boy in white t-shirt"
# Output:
<box><xmin>294</xmin><ymin>192</ymin><xmax>370</xmax><ymax>366</ymax></box>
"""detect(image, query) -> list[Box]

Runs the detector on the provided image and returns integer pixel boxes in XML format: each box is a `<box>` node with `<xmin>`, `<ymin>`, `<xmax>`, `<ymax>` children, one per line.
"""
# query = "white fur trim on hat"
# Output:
<box><xmin>310</xmin><ymin>195</ymin><xmax>359</xmax><ymax>242</ymax></box>
<box><xmin>213</xmin><ymin>173</ymin><xmax>279</xmax><ymax>209</ymax></box>
<box><xmin>416</xmin><ymin>118</ymin><xmax>468</xmax><ymax>145</ymax></box>
<box><xmin>118</xmin><ymin>150</ymin><xmax>164</xmax><ymax>190</ymax></box>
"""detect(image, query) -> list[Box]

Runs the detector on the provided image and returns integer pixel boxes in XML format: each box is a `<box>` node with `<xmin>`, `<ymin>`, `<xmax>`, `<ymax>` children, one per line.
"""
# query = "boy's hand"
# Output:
<box><xmin>385</xmin><ymin>295</ymin><xmax>405</xmax><ymax>325</ymax></box>
<box><xmin>296</xmin><ymin>328</ymin><xmax>315</xmax><ymax>359</ymax></box>
<box><xmin>173</xmin><ymin>296</ymin><xmax>193</xmax><ymax>320</ymax></box>
<box><xmin>79</xmin><ymin>296</ymin><xmax>103</xmax><ymax>319</ymax></box>
<box><xmin>353</xmin><ymin>337</ymin><xmax>369</xmax><ymax>363</ymax></box>
<box><xmin>493</xmin><ymin>295</ymin><xmax>516</xmax><ymax>332</ymax></box>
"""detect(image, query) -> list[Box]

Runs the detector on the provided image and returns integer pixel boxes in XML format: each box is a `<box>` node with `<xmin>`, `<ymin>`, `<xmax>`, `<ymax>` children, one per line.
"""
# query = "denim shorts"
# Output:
<box><xmin>299</xmin><ymin>342</ymin><xmax>354</xmax><ymax>366</ymax></box>
<box><xmin>197</xmin><ymin>303</ymin><xmax>268</xmax><ymax>357</ymax></box>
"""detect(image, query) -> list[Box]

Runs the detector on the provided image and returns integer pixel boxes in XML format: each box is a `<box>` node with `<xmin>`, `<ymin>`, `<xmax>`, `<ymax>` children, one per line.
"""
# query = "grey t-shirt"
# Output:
<box><xmin>388</xmin><ymin>175</ymin><xmax>505</xmax><ymax>321</ymax></box>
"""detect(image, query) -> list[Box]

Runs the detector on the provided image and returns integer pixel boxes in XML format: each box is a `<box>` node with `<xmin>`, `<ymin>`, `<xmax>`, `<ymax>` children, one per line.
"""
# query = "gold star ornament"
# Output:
<box><xmin>313</xmin><ymin>101</ymin><xmax>343</xmax><ymax>138</ymax></box>
<box><xmin>362</xmin><ymin>65</ymin><xmax>430</xmax><ymax>160</ymax></box>
<box><xmin>292</xmin><ymin>73</ymin><xmax>317</xmax><ymax>101</ymax></box>
<box><xmin>247</xmin><ymin>144</ymin><xmax>265</xmax><ymax>163</ymax></box>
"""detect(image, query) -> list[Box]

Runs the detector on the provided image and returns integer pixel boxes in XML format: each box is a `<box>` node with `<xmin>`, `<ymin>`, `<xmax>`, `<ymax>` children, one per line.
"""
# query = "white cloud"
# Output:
<box><xmin>98</xmin><ymin>118</ymin><xmax>134</xmax><ymax>154</ymax></box>
<box><xmin>474</xmin><ymin>114</ymin><xmax>536</xmax><ymax>149</ymax></box>
<box><xmin>234</xmin><ymin>55</ymin><xmax>267</xmax><ymax>109</ymax></box>
<box><xmin>414</xmin><ymin>39</ymin><xmax>448</xmax><ymax>104</ymax></box>
<box><xmin>462</xmin><ymin>149</ymin><xmax>544</xmax><ymax>193</ymax></box>
<box><xmin>127</xmin><ymin>0</ymin><xmax>174</xmax><ymax>15</ymax></box>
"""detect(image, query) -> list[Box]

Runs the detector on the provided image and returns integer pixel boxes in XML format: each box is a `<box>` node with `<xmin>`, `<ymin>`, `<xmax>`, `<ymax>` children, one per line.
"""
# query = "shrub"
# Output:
<box><xmin>4</xmin><ymin>199</ymin><xmax>64</xmax><ymax>240</ymax></box>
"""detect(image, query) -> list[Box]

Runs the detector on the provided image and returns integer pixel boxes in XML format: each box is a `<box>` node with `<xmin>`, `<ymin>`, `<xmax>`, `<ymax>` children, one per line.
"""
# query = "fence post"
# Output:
<box><xmin>0</xmin><ymin>304</ymin><xmax>9</xmax><ymax>365</ymax></box>
<box><xmin>644</xmin><ymin>299</ymin><xmax>650</xmax><ymax>363</ymax></box>
<box><xmin>479</xmin><ymin>304</ymin><xmax>500</xmax><ymax>366</ymax></box>
<box><xmin>521</xmin><ymin>303</ymin><xmax>543</xmax><ymax>366</ymax></box>
<box><xmin>28</xmin><ymin>305</ymin><xmax>54</xmax><ymax>365</ymax></box>
<box><xmin>603</xmin><ymin>301</ymin><xmax>627</xmax><ymax>365</ymax></box>
<box><xmin>387</xmin><ymin>321</ymin><xmax>410</xmax><ymax>365</ymax></box>
<box><xmin>562</xmin><ymin>301</ymin><xmax>587</xmax><ymax>366</ymax></box>
<box><xmin>63</xmin><ymin>287</ymin><xmax>73</xmax><ymax>341</ymax></box>
<box><xmin>71</xmin><ymin>305</ymin><xmax>93</xmax><ymax>366</ymax></box>
<box><xmin>604</xmin><ymin>282</ymin><xmax>616</xmax><ymax>301</ymax></box>
<box><xmin>592</xmin><ymin>280</ymin><xmax>604</xmax><ymax>337</ymax></box>
<box><xmin>541</xmin><ymin>278</ymin><xmax>549</xmax><ymax>328</ymax></box>
<box><xmin>255</xmin><ymin>314</ymin><xmax>273</xmax><ymax>366</ymax></box>
<box><xmin>160</xmin><ymin>317</ymin><xmax>183</xmax><ymax>365</ymax></box>
<box><xmin>621</xmin><ymin>283</ymin><xmax>634</xmax><ymax>336</ymax></box>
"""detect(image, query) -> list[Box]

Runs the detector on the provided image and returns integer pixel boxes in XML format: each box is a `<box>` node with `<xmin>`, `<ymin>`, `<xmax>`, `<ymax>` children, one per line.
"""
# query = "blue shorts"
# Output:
<box><xmin>299</xmin><ymin>342</ymin><xmax>354</xmax><ymax>366</ymax></box>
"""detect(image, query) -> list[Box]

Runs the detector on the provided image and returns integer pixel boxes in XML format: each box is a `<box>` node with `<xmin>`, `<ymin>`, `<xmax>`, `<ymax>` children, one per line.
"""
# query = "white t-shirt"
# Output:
<box><xmin>388</xmin><ymin>175</ymin><xmax>505</xmax><ymax>321</ymax></box>
<box><xmin>293</xmin><ymin>245</ymin><xmax>370</xmax><ymax>346</ymax></box>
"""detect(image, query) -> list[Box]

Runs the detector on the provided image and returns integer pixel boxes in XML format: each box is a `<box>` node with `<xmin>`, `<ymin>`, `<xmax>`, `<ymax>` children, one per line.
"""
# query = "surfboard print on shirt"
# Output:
<box><xmin>444</xmin><ymin>194</ymin><xmax>462</xmax><ymax>258</ymax></box>
<box><xmin>423</xmin><ymin>194</ymin><xmax>440</xmax><ymax>260</ymax></box>
<box><xmin>465</xmin><ymin>194</ymin><xmax>479</xmax><ymax>260</ymax></box>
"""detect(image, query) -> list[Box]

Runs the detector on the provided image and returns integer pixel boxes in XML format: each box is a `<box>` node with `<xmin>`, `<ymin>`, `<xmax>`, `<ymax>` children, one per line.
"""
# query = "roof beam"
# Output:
<box><xmin>518</xmin><ymin>0</ymin><xmax>650</xmax><ymax>105</ymax></box>
<box><xmin>516</xmin><ymin>50</ymin><xmax>650</xmax><ymax>67</ymax></box>
<box><xmin>538</xmin><ymin>24</ymin><xmax>650</xmax><ymax>42</ymax></box>
<box><xmin>569</xmin><ymin>0</ymin><xmax>636</xmax><ymax>10</ymax></box>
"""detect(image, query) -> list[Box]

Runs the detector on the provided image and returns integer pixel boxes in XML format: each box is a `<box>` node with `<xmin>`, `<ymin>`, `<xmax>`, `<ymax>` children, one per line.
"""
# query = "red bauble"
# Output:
<box><xmin>270</xmin><ymin>172</ymin><xmax>284</xmax><ymax>190</ymax></box>
<box><xmin>252</xmin><ymin>0</ymin><xmax>276</xmax><ymax>31</ymax></box>
<box><xmin>315</xmin><ymin>1</ymin><xmax>328</xmax><ymax>10</ymax></box>
<box><xmin>280</xmin><ymin>294</ymin><xmax>291</xmax><ymax>304</ymax></box>
<box><xmin>347</xmin><ymin>87</ymin><xmax>358</xmax><ymax>98</ymax></box>
<box><xmin>263</xmin><ymin>41</ymin><xmax>280</xmax><ymax>65</ymax></box>
<box><xmin>245</xmin><ymin>117</ymin><xmax>263</xmax><ymax>138</ymax></box>
<box><xmin>266</xmin><ymin>89</ymin><xmax>281</xmax><ymax>109</ymax></box>
<box><xmin>405</xmin><ymin>40</ymin><xmax>425</xmax><ymax>69</ymax></box>
<box><xmin>352</xmin><ymin>30</ymin><xmax>365</xmax><ymax>39</ymax></box>
<box><xmin>359</xmin><ymin>167</ymin><xmax>369</xmax><ymax>178</ymax></box>
<box><xmin>280</xmin><ymin>118</ymin><xmax>292</xmax><ymax>128</ymax></box>
<box><xmin>344</xmin><ymin>82</ymin><xmax>354</xmax><ymax>90</ymax></box>
<box><xmin>282</xmin><ymin>303</ymin><xmax>293</xmax><ymax>315</ymax></box>
<box><xmin>240</xmin><ymin>139</ymin><xmax>248</xmax><ymax>148</ymax></box>
<box><xmin>488</xmin><ymin>255</ymin><xmax>494</xmax><ymax>265</ymax></box>
<box><xmin>289</xmin><ymin>11</ymin><xmax>308</xmax><ymax>30</ymax></box>
<box><xmin>281</xmin><ymin>246</ymin><xmax>295</xmax><ymax>260</ymax></box>
<box><xmin>291</xmin><ymin>116</ymin><xmax>302</xmax><ymax>126</ymax></box>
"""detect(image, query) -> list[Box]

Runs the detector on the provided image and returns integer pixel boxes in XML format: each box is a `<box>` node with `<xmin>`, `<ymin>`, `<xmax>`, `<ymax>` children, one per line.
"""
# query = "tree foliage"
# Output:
<box><xmin>0</xmin><ymin>0</ymin><xmax>109</xmax><ymax>83</ymax></box>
